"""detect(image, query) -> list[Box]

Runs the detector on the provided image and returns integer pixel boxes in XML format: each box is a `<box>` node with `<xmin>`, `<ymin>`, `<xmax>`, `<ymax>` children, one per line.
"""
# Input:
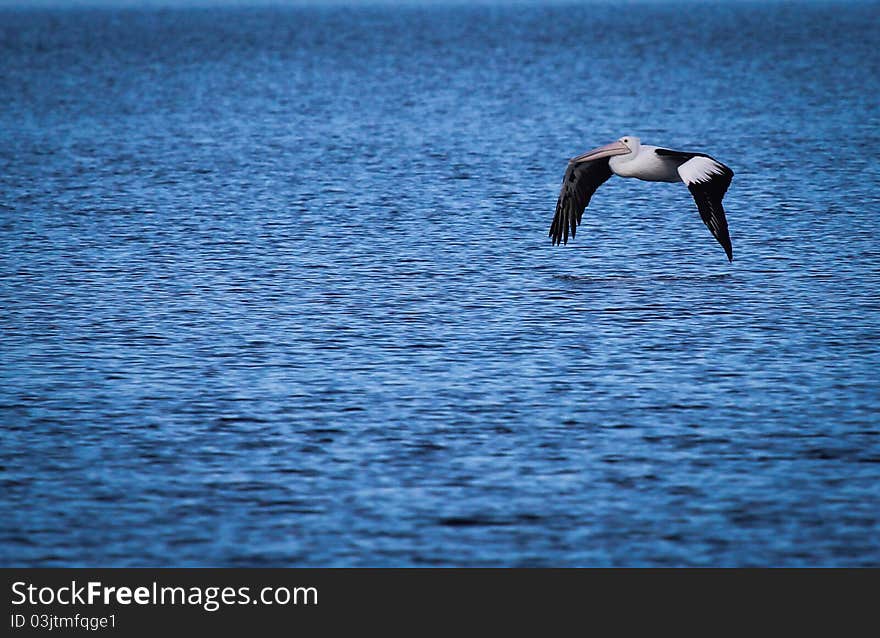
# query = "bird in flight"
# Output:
<box><xmin>550</xmin><ymin>136</ymin><xmax>735</xmax><ymax>261</ymax></box>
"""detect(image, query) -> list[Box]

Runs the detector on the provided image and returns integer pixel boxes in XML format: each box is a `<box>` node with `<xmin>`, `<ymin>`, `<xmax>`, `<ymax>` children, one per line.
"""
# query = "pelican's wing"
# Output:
<box><xmin>550</xmin><ymin>157</ymin><xmax>613</xmax><ymax>246</ymax></box>
<box><xmin>656</xmin><ymin>149</ymin><xmax>735</xmax><ymax>262</ymax></box>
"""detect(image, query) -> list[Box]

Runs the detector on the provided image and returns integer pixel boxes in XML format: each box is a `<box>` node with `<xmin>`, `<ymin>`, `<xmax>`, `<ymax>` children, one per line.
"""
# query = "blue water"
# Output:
<box><xmin>1</xmin><ymin>1</ymin><xmax>879</xmax><ymax>566</ymax></box>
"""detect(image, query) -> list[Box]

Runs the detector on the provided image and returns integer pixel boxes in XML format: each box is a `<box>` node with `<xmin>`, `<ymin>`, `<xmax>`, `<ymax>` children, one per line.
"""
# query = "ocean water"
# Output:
<box><xmin>1</xmin><ymin>1</ymin><xmax>879</xmax><ymax>567</ymax></box>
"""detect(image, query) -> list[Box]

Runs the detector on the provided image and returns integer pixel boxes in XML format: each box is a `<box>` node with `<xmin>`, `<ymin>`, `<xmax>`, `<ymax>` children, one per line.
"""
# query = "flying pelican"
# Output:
<box><xmin>550</xmin><ymin>136</ymin><xmax>735</xmax><ymax>261</ymax></box>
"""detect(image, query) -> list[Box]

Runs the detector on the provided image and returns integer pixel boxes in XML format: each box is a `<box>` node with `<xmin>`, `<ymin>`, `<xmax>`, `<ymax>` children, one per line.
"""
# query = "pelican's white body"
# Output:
<box><xmin>609</xmin><ymin>144</ymin><xmax>681</xmax><ymax>182</ymax></box>
<box><xmin>604</xmin><ymin>137</ymin><xmax>729</xmax><ymax>186</ymax></box>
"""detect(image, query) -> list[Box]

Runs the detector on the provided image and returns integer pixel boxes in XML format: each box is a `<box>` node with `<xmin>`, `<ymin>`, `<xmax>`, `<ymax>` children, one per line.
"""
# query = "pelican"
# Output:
<box><xmin>550</xmin><ymin>136</ymin><xmax>735</xmax><ymax>261</ymax></box>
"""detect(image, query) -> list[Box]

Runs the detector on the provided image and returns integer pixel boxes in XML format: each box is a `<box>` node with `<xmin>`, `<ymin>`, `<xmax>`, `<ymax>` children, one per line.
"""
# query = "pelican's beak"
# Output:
<box><xmin>570</xmin><ymin>141</ymin><xmax>630</xmax><ymax>164</ymax></box>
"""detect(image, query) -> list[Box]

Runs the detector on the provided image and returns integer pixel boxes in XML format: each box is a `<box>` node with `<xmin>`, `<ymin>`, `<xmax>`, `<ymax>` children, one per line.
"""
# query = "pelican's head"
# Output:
<box><xmin>571</xmin><ymin>136</ymin><xmax>636</xmax><ymax>164</ymax></box>
<box><xmin>618</xmin><ymin>135</ymin><xmax>640</xmax><ymax>153</ymax></box>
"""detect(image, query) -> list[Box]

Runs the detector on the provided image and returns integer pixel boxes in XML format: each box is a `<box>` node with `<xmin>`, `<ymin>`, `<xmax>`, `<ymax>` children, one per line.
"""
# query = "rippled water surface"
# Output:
<box><xmin>2</xmin><ymin>1</ymin><xmax>879</xmax><ymax>566</ymax></box>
